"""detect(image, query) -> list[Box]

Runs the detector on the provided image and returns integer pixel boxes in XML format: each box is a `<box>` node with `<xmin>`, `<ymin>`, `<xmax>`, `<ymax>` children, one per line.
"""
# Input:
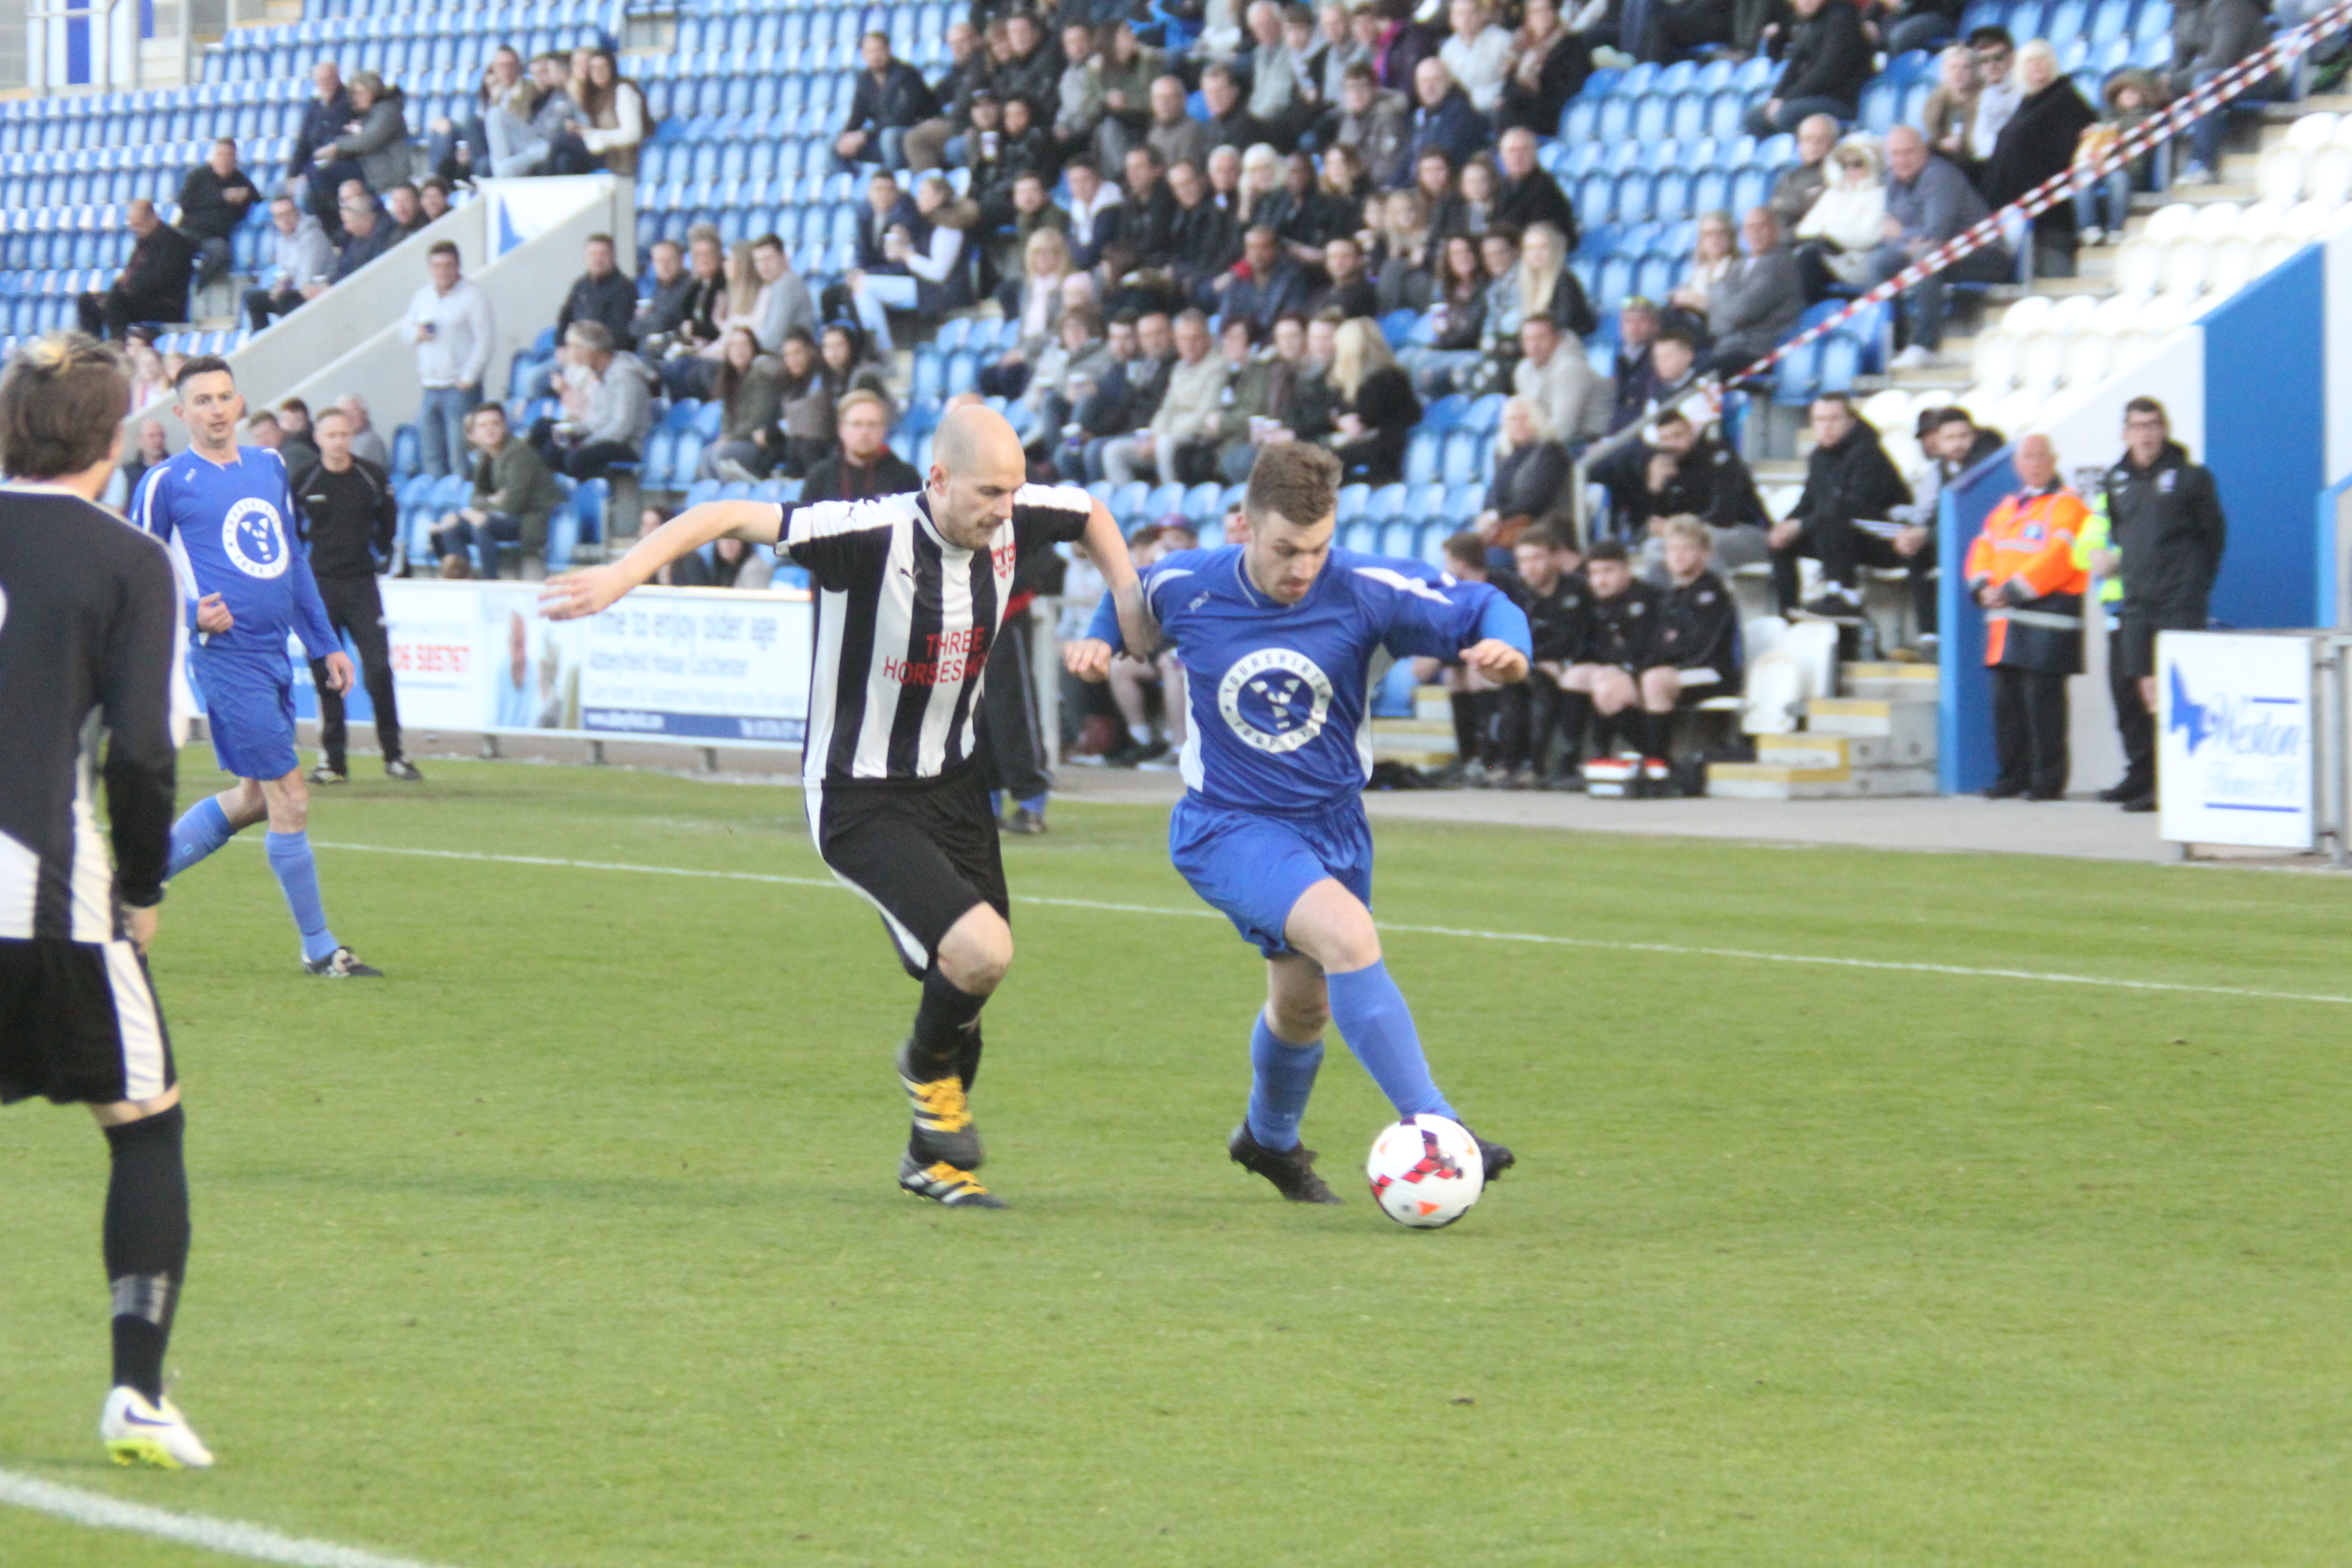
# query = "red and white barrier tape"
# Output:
<box><xmin>1734</xmin><ymin>0</ymin><xmax>2352</xmax><ymax>380</ymax></box>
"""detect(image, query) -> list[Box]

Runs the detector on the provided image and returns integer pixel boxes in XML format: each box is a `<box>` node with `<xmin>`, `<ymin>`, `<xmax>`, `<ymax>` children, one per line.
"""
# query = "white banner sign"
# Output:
<box><xmin>377</xmin><ymin>580</ymin><xmax>813</xmax><ymax>745</ymax></box>
<box><xmin>2157</xmin><ymin>631</ymin><xmax>2314</xmax><ymax>848</ymax></box>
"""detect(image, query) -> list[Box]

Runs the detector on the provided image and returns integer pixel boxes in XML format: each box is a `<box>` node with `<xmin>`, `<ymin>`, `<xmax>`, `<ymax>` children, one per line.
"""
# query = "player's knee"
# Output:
<box><xmin>937</xmin><ymin>908</ymin><xmax>1013</xmax><ymax>995</ymax></box>
<box><xmin>1269</xmin><ymin>993</ymin><xmax>1329</xmax><ymax>1039</ymax></box>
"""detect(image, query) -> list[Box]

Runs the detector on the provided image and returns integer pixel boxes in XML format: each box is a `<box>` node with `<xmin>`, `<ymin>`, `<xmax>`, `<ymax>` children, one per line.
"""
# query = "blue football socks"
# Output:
<box><xmin>264</xmin><ymin>831</ymin><xmax>339</xmax><ymax>963</ymax></box>
<box><xmin>165</xmin><ymin>797</ymin><xmax>236</xmax><ymax>882</ymax></box>
<box><xmin>1324</xmin><ymin>960</ymin><xmax>1457</xmax><ymax>1121</ymax></box>
<box><xmin>1245</xmin><ymin>1012</ymin><xmax>1325</xmax><ymax>1152</ymax></box>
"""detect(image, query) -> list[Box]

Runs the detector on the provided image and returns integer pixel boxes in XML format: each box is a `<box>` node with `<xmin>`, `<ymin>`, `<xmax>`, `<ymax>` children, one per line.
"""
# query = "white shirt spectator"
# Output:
<box><xmin>1971</xmin><ymin>75</ymin><xmax>2020</xmax><ymax>160</ymax></box>
<box><xmin>1440</xmin><ymin>22</ymin><xmax>1515</xmax><ymax>114</ymax></box>
<box><xmin>401</xmin><ymin>275</ymin><xmax>493</xmax><ymax>389</ymax></box>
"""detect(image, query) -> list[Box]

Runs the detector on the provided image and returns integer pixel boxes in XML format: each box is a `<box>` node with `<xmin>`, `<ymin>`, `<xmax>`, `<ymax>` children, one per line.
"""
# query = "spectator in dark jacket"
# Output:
<box><xmin>289</xmin><ymin>61</ymin><xmax>354</xmax><ymax>232</ymax></box>
<box><xmin>1119</xmin><ymin>145</ymin><xmax>1182</xmax><ymax>265</ymax></box>
<box><xmin>1407</xmin><ymin>59</ymin><xmax>1488</xmax><ymax>172</ymax></box>
<box><xmin>837</xmin><ymin>32</ymin><xmax>941</xmax><ymax>172</ymax></box>
<box><xmin>1218</xmin><ymin>224</ymin><xmax>1313</xmax><ymax>327</ymax></box>
<box><xmin>634</xmin><ymin>239</ymin><xmax>694</xmax><ymax>343</ymax></box>
<box><xmin>854</xmin><ymin>168</ymin><xmax>924</xmax><ymax>270</ymax></box>
<box><xmin>1200</xmin><ymin>63</ymin><xmax>1274</xmax><ymax>154</ymax></box>
<box><xmin>556</xmin><ymin>233</ymin><xmax>639</xmax><ymax>350</ymax></box>
<box><xmin>313</xmin><ymin>71</ymin><xmax>412</xmax><ymax>205</ymax></box>
<box><xmin>1166</xmin><ymin>160</ymin><xmax>1240</xmax><ymax>299</ymax></box>
<box><xmin>1328</xmin><ymin>318</ymin><xmax>1420</xmax><ymax>483</ymax></box>
<box><xmin>76</xmin><ymin>200</ymin><xmax>193</xmax><ymax>338</ymax></box>
<box><xmin>995</xmin><ymin>11</ymin><xmax>1065</xmax><ymax>110</ymax></box>
<box><xmin>328</xmin><ymin>191</ymin><xmax>398</xmax><ymax>283</ymax></box>
<box><xmin>177</xmin><ymin>138</ymin><xmax>260</xmax><ymax>288</ymax></box>
<box><xmin>1768</xmin><ymin>393</ymin><xmax>1914</xmax><ymax>617</ymax></box>
<box><xmin>1748</xmin><ymin>0</ymin><xmax>1875</xmax><ymax>134</ymax></box>
<box><xmin>1494</xmin><ymin>129</ymin><xmax>1579</xmax><ymax>252</ymax></box>
<box><xmin>1481</xmin><ymin>396</ymin><xmax>1573</xmax><ymax>527</ymax></box>
<box><xmin>1981</xmin><ymin>40</ymin><xmax>2098</xmax><ymax>273</ymax></box>
<box><xmin>800</xmin><ymin>390</ymin><xmax>924</xmax><ymax>501</ymax></box>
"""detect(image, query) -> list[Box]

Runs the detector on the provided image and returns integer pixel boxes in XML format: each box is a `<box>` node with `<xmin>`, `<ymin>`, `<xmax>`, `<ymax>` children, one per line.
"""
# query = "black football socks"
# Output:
<box><xmin>912</xmin><ymin>965</ymin><xmax>988</xmax><ymax>1088</ymax></box>
<box><xmin>103</xmin><ymin>1104</ymin><xmax>189</xmax><ymax>1404</ymax></box>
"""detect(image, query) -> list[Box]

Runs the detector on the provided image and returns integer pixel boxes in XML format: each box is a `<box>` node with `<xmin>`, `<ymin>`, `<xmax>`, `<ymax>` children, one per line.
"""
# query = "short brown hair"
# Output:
<box><xmin>1443</xmin><ymin>530</ymin><xmax>1485</xmax><ymax>569</ymax></box>
<box><xmin>0</xmin><ymin>333</ymin><xmax>127</xmax><ymax>480</ymax></box>
<box><xmin>837</xmin><ymin>388</ymin><xmax>892</xmax><ymax>423</ymax></box>
<box><xmin>1244</xmin><ymin>441</ymin><xmax>1340</xmax><ymax>528</ymax></box>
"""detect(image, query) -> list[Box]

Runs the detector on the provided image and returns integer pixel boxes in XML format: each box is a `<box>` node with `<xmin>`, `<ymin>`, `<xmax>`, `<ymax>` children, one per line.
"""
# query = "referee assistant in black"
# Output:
<box><xmin>544</xmin><ymin>405</ymin><xmax>1151</xmax><ymax>1207</ymax></box>
<box><xmin>0</xmin><ymin>333</ymin><xmax>215</xmax><ymax>1467</ymax></box>
<box><xmin>292</xmin><ymin>403</ymin><xmax>420</xmax><ymax>783</ymax></box>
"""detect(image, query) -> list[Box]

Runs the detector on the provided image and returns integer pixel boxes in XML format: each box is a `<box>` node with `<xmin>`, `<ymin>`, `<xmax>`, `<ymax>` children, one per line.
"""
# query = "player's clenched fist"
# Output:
<box><xmin>1062</xmin><ymin>637</ymin><xmax>1115</xmax><ymax>683</ymax></box>
<box><xmin>195</xmin><ymin>593</ymin><xmax>234</xmax><ymax>634</ymax></box>
<box><xmin>1459</xmin><ymin>637</ymin><xmax>1529</xmax><ymax>685</ymax></box>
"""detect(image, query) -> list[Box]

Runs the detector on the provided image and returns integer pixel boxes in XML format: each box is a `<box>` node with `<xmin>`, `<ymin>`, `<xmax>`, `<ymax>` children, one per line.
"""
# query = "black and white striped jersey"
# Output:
<box><xmin>781</xmin><ymin>483</ymin><xmax>1092</xmax><ymax>786</ymax></box>
<box><xmin>0</xmin><ymin>487</ymin><xmax>182</xmax><ymax>942</ymax></box>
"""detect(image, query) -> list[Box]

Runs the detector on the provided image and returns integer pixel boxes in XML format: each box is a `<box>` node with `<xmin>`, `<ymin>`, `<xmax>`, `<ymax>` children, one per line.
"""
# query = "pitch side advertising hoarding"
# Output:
<box><xmin>2156</xmin><ymin>632</ymin><xmax>2315</xmax><ymax>850</ymax></box>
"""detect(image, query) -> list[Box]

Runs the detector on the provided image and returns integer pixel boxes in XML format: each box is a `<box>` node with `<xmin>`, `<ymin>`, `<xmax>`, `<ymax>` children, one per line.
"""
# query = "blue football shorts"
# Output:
<box><xmin>191</xmin><ymin>643</ymin><xmax>299</xmax><ymax>781</ymax></box>
<box><xmin>1168</xmin><ymin>793</ymin><xmax>1374</xmax><ymax>958</ymax></box>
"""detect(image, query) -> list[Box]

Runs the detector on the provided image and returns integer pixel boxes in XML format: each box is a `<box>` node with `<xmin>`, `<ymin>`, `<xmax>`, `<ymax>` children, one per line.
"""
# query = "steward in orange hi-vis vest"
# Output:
<box><xmin>1965</xmin><ymin>482</ymin><xmax>2091</xmax><ymax>674</ymax></box>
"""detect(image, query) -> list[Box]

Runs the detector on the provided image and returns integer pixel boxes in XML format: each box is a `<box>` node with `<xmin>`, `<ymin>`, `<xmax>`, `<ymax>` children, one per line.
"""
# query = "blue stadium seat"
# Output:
<box><xmin>1438</xmin><ymin>431</ymin><xmax>1482</xmax><ymax>489</ymax></box>
<box><xmin>1403</xmin><ymin>433</ymin><xmax>1440</xmax><ymax>488</ymax></box>
<box><xmin>1109</xmin><ymin>480</ymin><xmax>1150</xmax><ymax>522</ymax></box>
<box><xmin>1182</xmin><ymin>481</ymin><xmax>1222</xmax><ymax>522</ymax></box>
<box><xmin>1367</xmin><ymin>482</ymin><xmax>1405</xmax><ymax>519</ymax></box>
<box><xmin>1336</xmin><ymin>483</ymin><xmax>1370</xmax><ymax>520</ymax></box>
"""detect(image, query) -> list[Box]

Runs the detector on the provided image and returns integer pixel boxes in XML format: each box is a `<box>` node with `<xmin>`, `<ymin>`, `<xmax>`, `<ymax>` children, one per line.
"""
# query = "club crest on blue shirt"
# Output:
<box><xmin>1218</xmin><ymin>647</ymin><xmax>1333</xmax><ymax>754</ymax></box>
<box><xmin>220</xmin><ymin>497</ymin><xmax>289</xmax><ymax>580</ymax></box>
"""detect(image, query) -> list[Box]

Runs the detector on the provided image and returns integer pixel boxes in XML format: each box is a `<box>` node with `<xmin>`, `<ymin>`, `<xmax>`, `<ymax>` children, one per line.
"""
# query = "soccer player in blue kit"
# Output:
<box><xmin>134</xmin><ymin>357</ymin><xmax>381</xmax><ymax>977</ymax></box>
<box><xmin>1064</xmin><ymin>443</ymin><xmax>1532</xmax><ymax>1204</ymax></box>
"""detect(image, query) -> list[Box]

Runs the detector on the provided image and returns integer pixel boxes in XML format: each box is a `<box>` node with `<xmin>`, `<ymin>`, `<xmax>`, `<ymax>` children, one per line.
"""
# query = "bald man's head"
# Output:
<box><xmin>2014</xmin><ymin>432</ymin><xmax>2058</xmax><ymax>488</ymax></box>
<box><xmin>928</xmin><ymin>405</ymin><xmax>1032</xmax><ymax>548</ymax></box>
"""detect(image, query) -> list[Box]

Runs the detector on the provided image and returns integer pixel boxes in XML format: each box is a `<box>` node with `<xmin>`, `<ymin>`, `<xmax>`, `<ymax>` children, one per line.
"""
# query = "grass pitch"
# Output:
<box><xmin>4</xmin><ymin>751</ymin><xmax>2351</xmax><ymax>1567</ymax></box>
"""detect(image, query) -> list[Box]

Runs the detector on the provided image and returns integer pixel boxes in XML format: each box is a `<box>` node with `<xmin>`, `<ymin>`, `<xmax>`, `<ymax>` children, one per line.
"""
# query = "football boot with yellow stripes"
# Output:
<box><xmin>897</xmin><ymin>1040</ymin><xmax>985</xmax><ymax>1170</ymax></box>
<box><xmin>898</xmin><ymin>1153</ymin><xmax>1007</xmax><ymax>1208</ymax></box>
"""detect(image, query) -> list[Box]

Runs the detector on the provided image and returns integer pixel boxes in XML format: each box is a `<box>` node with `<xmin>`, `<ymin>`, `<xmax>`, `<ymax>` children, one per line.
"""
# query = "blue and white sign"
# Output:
<box><xmin>2157</xmin><ymin>632</ymin><xmax>2315</xmax><ymax>849</ymax></box>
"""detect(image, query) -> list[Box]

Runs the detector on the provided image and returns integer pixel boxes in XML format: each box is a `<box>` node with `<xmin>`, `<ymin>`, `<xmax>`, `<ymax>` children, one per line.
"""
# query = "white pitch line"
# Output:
<box><xmin>0</xmin><ymin>1469</ymin><xmax>466</xmax><ymax>1568</ymax></box>
<box><xmin>264</xmin><ymin>838</ymin><xmax>2352</xmax><ymax>1009</ymax></box>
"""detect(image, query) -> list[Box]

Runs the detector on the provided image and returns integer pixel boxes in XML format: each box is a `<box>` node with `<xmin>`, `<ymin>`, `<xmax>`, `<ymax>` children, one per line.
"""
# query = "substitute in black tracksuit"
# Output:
<box><xmin>293</xmin><ymin>408</ymin><xmax>415</xmax><ymax>783</ymax></box>
<box><xmin>2094</xmin><ymin>402</ymin><xmax>2226</xmax><ymax>807</ymax></box>
<box><xmin>1568</xmin><ymin>540</ymin><xmax>1668</xmax><ymax>759</ymax></box>
<box><xmin>1768</xmin><ymin>395</ymin><xmax>1913</xmax><ymax>618</ymax></box>
<box><xmin>1495</xmin><ymin>527</ymin><xmax>1592</xmax><ymax>784</ymax></box>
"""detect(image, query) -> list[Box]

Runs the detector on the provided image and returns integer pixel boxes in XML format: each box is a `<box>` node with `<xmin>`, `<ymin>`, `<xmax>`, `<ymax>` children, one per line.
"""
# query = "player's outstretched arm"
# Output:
<box><xmin>1081</xmin><ymin>500</ymin><xmax>1157</xmax><ymax>661</ymax></box>
<box><xmin>540</xmin><ymin>500</ymin><xmax>784</xmax><ymax>620</ymax></box>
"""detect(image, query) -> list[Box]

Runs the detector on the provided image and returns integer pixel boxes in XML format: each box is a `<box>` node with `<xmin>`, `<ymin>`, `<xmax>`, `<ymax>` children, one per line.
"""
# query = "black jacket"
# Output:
<box><xmin>800</xmin><ymin>449</ymin><xmax>923</xmax><ymax>502</ymax></box>
<box><xmin>1795</xmin><ymin>418</ymin><xmax>1911</xmax><ymax>528</ymax></box>
<box><xmin>995</xmin><ymin>41</ymin><xmax>1064</xmax><ymax>114</ymax></box>
<box><xmin>2099</xmin><ymin>440</ymin><xmax>2227</xmax><ymax>616</ymax></box>
<box><xmin>1486</xmin><ymin>440</ymin><xmax>1571</xmax><ymax>522</ymax></box>
<box><xmin>1588</xmin><ymin>579</ymin><xmax>1665</xmax><ymax>670</ymax></box>
<box><xmin>176</xmin><ymin>165</ymin><xmax>259</xmax><ymax>243</ymax></box>
<box><xmin>637</xmin><ymin>271</ymin><xmax>697</xmax><ymax>338</ymax></box>
<box><xmin>288</xmin><ymin>88</ymin><xmax>354</xmax><ymax>180</ymax></box>
<box><xmin>119</xmin><ymin>224</ymin><xmax>196</xmax><ymax>314</ymax></box>
<box><xmin>846</xmin><ymin>60</ymin><xmax>941</xmax><ymax>133</ymax></box>
<box><xmin>330</xmin><ymin>219</ymin><xmax>397</xmax><ymax>283</ymax></box>
<box><xmin>1120</xmin><ymin>181</ymin><xmax>1181</xmax><ymax>264</ymax></box>
<box><xmin>1334</xmin><ymin>365</ymin><xmax>1420</xmax><ymax>485</ymax></box>
<box><xmin>1772</xmin><ymin>0</ymin><xmax>1873</xmax><ymax>109</ymax></box>
<box><xmin>1511</xmin><ymin>570</ymin><xmax>1591</xmax><ymax>664</ymax></box>
<box><xmin>558</xmin><ymin>270</ymin><xmax>641</xmax><ymax>350</ymax></box>
<box><xmin>291</xmin><ymin>457</ymin><xmax>398</xmax><ymax>578</ymax></box>
<box><xmin>1592</xmin><ymin>435</ymin><xmax>1767</xmax><ymax>536</ymax></box>
<box><xmin>679</xmin><ymin>270</ymin><xmax>727</xmax><ymax>344</ymax></box>
<box><xmin>1167</xmin><ymin>199</ymin><xmax>1238</xmax><ymax>289</ymax></box>
<box><xmin>1204</xmin><ymin>105</ymin><xmax>1275</xmax><ymax>154</ymax></box>
<box><xmin>1983</xmin><ymin>79</ymin><xmax>2098</xmax><ymax>239</ymax></box>
<box><xmin>1658</xmin><ymin>570</ymin><xmax>1740</xmax><ymax>676</ymax></box>
<box><xmin>1494</xmin><ymin>171</ymin><xmax>1579</xmax><ymax>253</ymax></box>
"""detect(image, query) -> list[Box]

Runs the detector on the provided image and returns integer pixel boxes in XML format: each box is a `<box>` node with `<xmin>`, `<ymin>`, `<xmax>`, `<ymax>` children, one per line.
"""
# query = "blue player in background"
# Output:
<box><xmin>134</xmin><ymin>357</ymin><xmax>381</xmax><ymax>978</ymax></box>
<box><xmin>1065</xmin><ymin>443</ymin><xmax>1531</xmax><ymax>1204</ymax></box>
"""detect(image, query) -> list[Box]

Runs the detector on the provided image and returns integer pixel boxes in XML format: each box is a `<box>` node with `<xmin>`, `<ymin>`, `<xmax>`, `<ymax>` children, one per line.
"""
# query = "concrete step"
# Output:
<box><xmin>1413</xmin><ymin>684</ymin><xmax>1451</xmax><ymax>723</ymax></box>
<box><xmin>1370</xmin><ymin>718</ymin><xmax>1455</xmax><ymax>760</ymax></box>
<box><xmin>1804</xmin><ymin>696</ymin><xmax>1940</xmax><ymax>755</ymax></box>
<box><xmin>1706</xmin><ymin>760</ymin><xmax>1939</xmax><ymax>799</ymax></box>
<box><xmin>1841</xmin><ymin>661</ymin><xmax>1939</xmax><ymax>704</ymax></box>
<box><xmin>1754</xmin><ymin>731</ymin><xmax>1917</xmax><ymax>772</ymax></box>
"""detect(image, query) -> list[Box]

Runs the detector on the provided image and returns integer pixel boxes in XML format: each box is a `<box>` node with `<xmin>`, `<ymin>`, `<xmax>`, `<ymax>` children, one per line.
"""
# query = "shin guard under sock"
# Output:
<box><xmin>166</xmin><ymin>798</ymin><xmax>236</xmax><ymax>882</ymax></box>
<box><xmin>911</xmin><ymin>966</ymin><xmax>988</xmax><ymax>1082</ymax></box>
<box><xmin>1245</xmin><ymin>1012</ymin><xmax>1325</xmax><ymax>1152</ymax></box>
<box><xmin>103</xmin><ymin>1105</ymin><xmax>189</xmax><ymax>1402</ymax></box>
<box><xmin>1323</xmin><ymin>961</ymin><xmax>1455</xmax><ymax>1121</ymax></box>
<box><xmin>264</xmin><ymin>831</ymin><xmax>338</xmax><ymax>962</ymax></box>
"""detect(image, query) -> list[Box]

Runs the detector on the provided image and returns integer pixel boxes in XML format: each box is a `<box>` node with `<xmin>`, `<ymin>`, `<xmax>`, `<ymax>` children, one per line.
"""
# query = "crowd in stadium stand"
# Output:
<box><xmin>57</xmin><ymin>0</ymin><xmax>2293</xmax><ymax>794</ymax></box>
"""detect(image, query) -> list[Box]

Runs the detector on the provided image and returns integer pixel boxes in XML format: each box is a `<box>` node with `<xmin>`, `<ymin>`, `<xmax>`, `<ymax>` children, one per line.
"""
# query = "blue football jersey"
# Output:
<box><xmin>132</xmin><ymin>445</ymin><xmax>337</xmax><ymax>660</ymax></box>
<box><xmin>1087</xmin><ymin>545</ymin><xmax>1531</xmax><ymax>813</ymax></box>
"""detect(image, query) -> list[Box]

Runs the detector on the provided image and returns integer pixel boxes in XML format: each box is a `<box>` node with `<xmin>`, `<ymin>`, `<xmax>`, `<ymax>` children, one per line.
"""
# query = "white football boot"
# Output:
<box><xmin>99</xmin><ymin>1386</ymin><xmax>215</xmax><ymax>1469</ymax></box>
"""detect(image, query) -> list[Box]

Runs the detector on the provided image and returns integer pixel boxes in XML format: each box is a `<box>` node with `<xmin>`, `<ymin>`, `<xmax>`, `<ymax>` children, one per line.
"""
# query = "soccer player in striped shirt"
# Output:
<box><xmin>133</xmin><ymin>356</ymin><xmax>381</xmax><ymax>977</ymax></box>
<box><xmin>1064</xmin><ymin>442</ymin><xmax>1530</xmax><ymax>1204</ymax></box>
<box><xmin>544</xmin><ymin>405</ymin><xmax>1151</xmax><ymax>1206</ymax></box>
<box><xmin>0</xmin><ymin>334</ymin><xmax>212</xmax><ymax>1467</ymax></box>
